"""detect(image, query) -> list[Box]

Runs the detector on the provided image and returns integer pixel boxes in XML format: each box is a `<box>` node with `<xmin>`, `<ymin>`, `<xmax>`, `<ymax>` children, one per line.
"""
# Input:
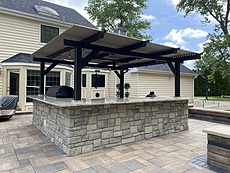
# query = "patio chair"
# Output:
<box><xmin>0</xmin><ymin>95</ymin><xmax>18</xmax><ymax>119</ymax></box>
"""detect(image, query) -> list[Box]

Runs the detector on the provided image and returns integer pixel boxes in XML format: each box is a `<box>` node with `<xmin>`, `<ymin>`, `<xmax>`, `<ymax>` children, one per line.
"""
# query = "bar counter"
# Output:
<box><xmin>30</xmin><ymin>95</ymin><xmax>189</xmax><ymax>156</ymax></box>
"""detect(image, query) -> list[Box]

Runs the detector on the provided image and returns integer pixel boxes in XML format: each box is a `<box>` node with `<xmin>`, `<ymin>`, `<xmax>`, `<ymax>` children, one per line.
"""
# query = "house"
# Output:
<box><xmin>0</xmin><ymin>0</ymin><xmax>101</xmax><ymax>111</ymax></box>
<box><xmin>109</xmin><ymin>64</ymin><xmax>197</xmax><ymax>98</ymax></box>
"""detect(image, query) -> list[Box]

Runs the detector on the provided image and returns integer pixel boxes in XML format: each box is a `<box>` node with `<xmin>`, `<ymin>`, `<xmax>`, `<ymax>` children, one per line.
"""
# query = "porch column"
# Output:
<box><xmin>74</xmin><ymin>43</ymin><xmax>82</xmax><ymax>100</ymax></box>
<box><xmin>120</xmin><ymin>70</ymin><xmax>124</xmax><ymax>98</ymax></box>
<box><xmin>175</xmin><ymin>61</ymin><xmax>180</xmax><ymax>97</ymax></box>
<box><xmin>40</xmin><ymin>61</ymin><xmax>45</xmax><ymax>95</ymax></box>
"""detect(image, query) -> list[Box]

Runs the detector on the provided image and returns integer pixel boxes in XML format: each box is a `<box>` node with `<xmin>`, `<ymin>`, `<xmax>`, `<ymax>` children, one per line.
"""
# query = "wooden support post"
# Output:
<box><xmin>40</xmin><ymin>61</ymin><xmax>45</xmax><ymax>95</ymax></box>
<box><xmin>120</xmin><ymin>70</ymin><xmax>124</xmax><ymax>98</ymax></box>
<box><xmin>74</xmin><ymin>43</ymin><xmax>82</xmax><ymax>100</ymax></box>
<box><xmin>175</xmin><ymin>61</ymin><xmax>180</xmax><ymax>97</ymax></box>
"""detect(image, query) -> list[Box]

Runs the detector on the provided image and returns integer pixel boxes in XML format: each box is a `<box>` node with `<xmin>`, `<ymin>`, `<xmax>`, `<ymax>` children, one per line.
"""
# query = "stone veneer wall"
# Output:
<box><xmin>33</xmin><ymin>99</ymin><xmax>188</xmax><ymax>156</ymax></box>
<box><xmin>207</xmin><ymin>134</ymin><xmax>230</xmax><ymax>170</ymax></box>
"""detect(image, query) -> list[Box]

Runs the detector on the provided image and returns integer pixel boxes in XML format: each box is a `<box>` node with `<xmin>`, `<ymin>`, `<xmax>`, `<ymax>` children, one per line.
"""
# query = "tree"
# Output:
<box><xmin>85</xmin><ymin>0</ymin><xmax>152</xmax><ymax>40</ymax></box>
<box><xmin>177</xmin><ymin>0</ymin><xmax>230</xmax><ymax>95</ymax></box>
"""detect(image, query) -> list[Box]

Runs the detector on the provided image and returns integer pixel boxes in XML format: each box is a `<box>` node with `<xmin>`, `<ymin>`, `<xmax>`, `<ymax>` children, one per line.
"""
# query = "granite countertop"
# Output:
<box><xmin>203</xmin><ymin>125</ymin><xmax>230</xmax><ymax>139</ymax></box>
<box><xmin>27</xmin><ymin>95</ymin><xmax>188</xmax><ymax>107</ymax></box>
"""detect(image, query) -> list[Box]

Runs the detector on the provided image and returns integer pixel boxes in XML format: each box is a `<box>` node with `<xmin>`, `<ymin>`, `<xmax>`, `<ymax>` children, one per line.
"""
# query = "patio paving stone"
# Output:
<box><xmin>0</xmin><ymin>114</ymin><xmax>229</xmax><ymax>173</ymax></box>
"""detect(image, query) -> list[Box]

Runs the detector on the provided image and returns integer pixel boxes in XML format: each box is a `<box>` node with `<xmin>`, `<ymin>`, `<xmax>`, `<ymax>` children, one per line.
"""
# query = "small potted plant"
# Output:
<box><xmin>116</xmin><ymin>83</ymin><xmax>131</xmax><ymax>98</ymax></box>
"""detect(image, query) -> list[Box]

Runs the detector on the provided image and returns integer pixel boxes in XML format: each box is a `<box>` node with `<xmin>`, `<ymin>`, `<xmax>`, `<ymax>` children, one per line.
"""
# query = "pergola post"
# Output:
<box><xmin>175</xmin><ymin>61</ymin><xmax>180</xmax><ymax>97</ymax></box>
<box><xmin>74</xmin><ymin>43</ymin><xmax>82</xmax><ymax>100</ymax></box>
<box><xmin>120</xmin><ymin>70</ymin><xmax>124</xmax><ymax>98</ymax></box>
<box><xmin>39</xmin><ymin>61</ymin><xmax>45</xmax><ymax>95</ymax></box>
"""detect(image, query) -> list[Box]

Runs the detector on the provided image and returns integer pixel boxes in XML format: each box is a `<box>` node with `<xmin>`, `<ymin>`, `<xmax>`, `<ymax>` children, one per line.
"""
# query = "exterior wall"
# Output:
<box><xmin>207</xmin><ymin>134</ymin><xmax>230</xmax><ymax>170</ymax></box>
<box><xmin>32</xmin><ymin>99</ymin><xmax>189</xmax><ymax>156</ymax></box>
<box><xmin>109</xmin><ymin>72</ymin><xmax>138</xmax><ymax>98</ymax></box>
<box><xmin>180</xmin><ymin>75</ymin><xmax>194</xmax><ymax>98</ymax></box>
<box><xmin>109</xmin><ymin>70</ymin><xmax>195</xmax><ymax>98</ymax></box>
<box><xmin>2</xmin><ymin>64</ymin><xmax>73</xmax><ymax>111</ymax></box>
<box><xmin>138</xmin><ymin>72</ymin><xmax>175</xmax><ymax>97</ymax></box>
<box><xmin>0</xmin><ymin>12</ymin><xmax>70</xmax><ymax>96</ymax></box>
<box><xmin>83</xmin><ymin>70</ymin><xmax>110</xmax><ymax>99</ymax></box>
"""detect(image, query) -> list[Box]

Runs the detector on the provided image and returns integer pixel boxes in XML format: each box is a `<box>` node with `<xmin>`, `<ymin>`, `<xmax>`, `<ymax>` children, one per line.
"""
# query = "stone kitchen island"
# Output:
<box><xmin>30</xmin><ymin>95</ymin><xmax>189</xmax><ymax>156</ymax></box>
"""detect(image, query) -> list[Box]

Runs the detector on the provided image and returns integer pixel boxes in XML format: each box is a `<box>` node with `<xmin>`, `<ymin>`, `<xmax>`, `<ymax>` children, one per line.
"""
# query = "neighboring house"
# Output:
<box><xmin>109</xmin><ymin>64</ymin><xmax>197</xmax><ymax>99</ymax></box>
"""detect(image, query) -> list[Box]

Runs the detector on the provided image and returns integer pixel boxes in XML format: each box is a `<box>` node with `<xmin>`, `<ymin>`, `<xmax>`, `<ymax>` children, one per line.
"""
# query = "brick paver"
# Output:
<box><xmin>0</xmin><ymin>114</ymin><xmax>228</xmax><ymax>173</ymax></box>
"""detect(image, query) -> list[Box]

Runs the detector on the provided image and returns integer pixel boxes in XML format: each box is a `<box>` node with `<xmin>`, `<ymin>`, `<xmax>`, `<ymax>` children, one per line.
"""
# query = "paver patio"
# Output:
<box><xmin>0</xmin><ymin>114</ymin><xmax>229</xmax><ymax>173</ymax></box>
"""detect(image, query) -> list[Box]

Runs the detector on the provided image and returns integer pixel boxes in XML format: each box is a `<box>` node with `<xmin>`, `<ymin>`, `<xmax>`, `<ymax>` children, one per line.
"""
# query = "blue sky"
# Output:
<box><xmin>46</xmin><ymin>0</ymin><xmax>214</xmax><ymax>69</ymax></box>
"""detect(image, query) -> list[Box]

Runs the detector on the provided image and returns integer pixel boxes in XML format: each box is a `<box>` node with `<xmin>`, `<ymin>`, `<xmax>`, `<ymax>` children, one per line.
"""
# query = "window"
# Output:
<box><xmin>91</xmin><ymin>74</ymin><xmax>105</xmax><ymax>87</ymax></box>
<box><xmin>45</xmin><ymin>71</ymin><xmax>60</xmax><ymax>92</ymax></box>
<box><xmin>82</xmin><ymin>74</ymin><xmax>86</xmax><ymax>87</ymax></box>
<box><xmin>65</xmin><ymin>72</ymin><xmax>72</xmax><ymax>86</ymax></box>
<box><xmin>26</xmin><ymin>70</ymin><xmax>60</xmax><ymax>102</ymax></box>
<box><xmin>26</xmin><ymin>70</ymin><xmax>40</xmax><ymax>102</ymax></box>
<box><xmin>41</xmin><ymin>25</ymin><xmax>59</xmax><ymax>43</ymax></box>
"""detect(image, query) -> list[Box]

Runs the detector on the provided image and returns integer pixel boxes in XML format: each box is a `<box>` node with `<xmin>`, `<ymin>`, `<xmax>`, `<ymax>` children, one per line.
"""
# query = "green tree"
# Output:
<box><xmin>177</xmin><ymin>0</ymin><xmax>230</xmax><ymax>95</ymax></box>
<box><xmin>85</xmin><ymin>0</ymin><xmax>152</xmax><ymax>40</ymax></box>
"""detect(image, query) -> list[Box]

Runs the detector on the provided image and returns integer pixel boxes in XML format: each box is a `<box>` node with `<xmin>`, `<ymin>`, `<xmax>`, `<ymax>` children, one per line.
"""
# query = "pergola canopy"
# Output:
<box><xmin>32</xmin><ymin>24</ymin><xmax>201</xmax><ymax>100</ymax></box>
<box><xmin>33</xmin><ymin>24</ymin><xmax>201</xmax><ymax>70</ymax></box>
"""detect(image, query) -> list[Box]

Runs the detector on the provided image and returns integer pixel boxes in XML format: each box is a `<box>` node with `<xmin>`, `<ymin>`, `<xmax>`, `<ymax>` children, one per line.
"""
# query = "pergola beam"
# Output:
<box><xmin>44</xmin><ymin>61</ymin><xmax>58</xmax><ymax>75</ymax></box>
<box><xmin>82</xmin><ymin>50</ymin><xmax>100</xmax><ymax>68</ymax></box>
<box><xmin>47</xmin><ymin>47</ymin><xmax>73</xmax><ymax>58</ymax></box>
<box><xmin>33</xmin><ymin>57</ymin><xmax>74</xmax><ymax>65</ymax></box>
<box><xmin>175</xmin><ymin>54</ymin><xmax>202</xmax><ymax>62</ymax></box>
<box><xmin>118</xmin><ymin>60</ymin><xmax>165</xmax><ymax>69</ymax></box>
<box><xmin>149</xmin><ymin>48</ymin><xmax>180</xmax><ymax>56</ymax></box>
<box><xmin>119</xmin><ymin>40</ymin><xmax>149</xmax><ymax>51</ymax></box>
<box><xmin>64</xmin><ymin>39</ymin><xmax>174</xmax><ymax>62</ymax></box>
<box><xmin>81</xmin><ymin>30</ymin><xmax>106</xmax><ymax>44</ymax></box>
<box><xmin>167</xmin><ymin>61</ymin><xmax>176</xmax><ymax>75</ymax></box>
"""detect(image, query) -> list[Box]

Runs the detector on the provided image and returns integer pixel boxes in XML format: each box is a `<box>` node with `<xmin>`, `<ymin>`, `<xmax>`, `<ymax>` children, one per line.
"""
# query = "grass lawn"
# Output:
<box><xmin>195</xmin><ymin>96</ymin><xmax>230</xmax><ymax>101</ymax></box>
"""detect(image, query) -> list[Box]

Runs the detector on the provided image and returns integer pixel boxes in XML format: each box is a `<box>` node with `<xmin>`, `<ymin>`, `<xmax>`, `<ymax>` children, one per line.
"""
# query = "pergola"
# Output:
<box><xmin>32</xmin><ymin>24</ymin><xmax>201</xmax><ymax>100</ymax></box>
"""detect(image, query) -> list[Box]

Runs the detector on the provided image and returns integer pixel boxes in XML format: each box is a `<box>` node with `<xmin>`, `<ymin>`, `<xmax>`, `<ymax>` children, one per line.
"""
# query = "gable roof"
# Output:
<box><xmin>137</xmin><ymin>63</ymin><xmax>196</xmax><ymax>75</ymax></box>
<box><xmin>1</xmin><ymin>53</ymin><xmax>73</xmax><ymax>68</ymax></box>
<box><xmin>0</xmin><ymin>0</ymin><xmax>96</xmax><ymax>28</ymax></box>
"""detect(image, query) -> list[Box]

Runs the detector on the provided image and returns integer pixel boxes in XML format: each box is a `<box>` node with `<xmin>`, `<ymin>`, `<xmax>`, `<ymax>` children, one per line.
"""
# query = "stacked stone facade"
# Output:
<box><xmin>33</xmin><ymin>99</ymin><xmax>188</xmax><ymax>156</ymax></box>
<box><xmin>207</xmin><ymin>134</ymin><xmax>230</xmax><ymax>170</ymax></box>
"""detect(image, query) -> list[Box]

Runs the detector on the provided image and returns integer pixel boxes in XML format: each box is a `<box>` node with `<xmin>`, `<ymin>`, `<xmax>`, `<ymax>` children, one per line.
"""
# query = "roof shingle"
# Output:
<box><xmin>0</xmin><ymin>0</ymin><xmax>96</xmax><ymax>28</ymax></box>
<box><xmin>1</xmin><ymin>53</ymin><xmax>73</xmax><ymax>68</ymax></box>
<box><xmin>138</xmin><ymin>63</ymin><xmax>196</xmax><ymax>74</ymax></box>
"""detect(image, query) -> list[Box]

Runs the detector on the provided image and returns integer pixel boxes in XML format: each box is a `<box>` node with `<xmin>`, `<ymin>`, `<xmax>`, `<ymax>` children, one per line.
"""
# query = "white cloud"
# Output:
<box><xmin>164</xmin><ymin>28</ymin><xmax>208</xmax><ymax>45</ymax></box>
<box><xmin>197</xmin><ymin>43</ymin><xmax>204</xmax><ymax>52</ymax></box>
<box><xmin>170</xmin><ymin>0</ymin><xmax>180</xmax><ymax>6</ymax></box>
<box><xmin>164</xmin><ymin>29</ymin><xmax>185</xmax><ymax>44</ymax></box>
<box><xmin>163</xmin><ymin>42</ymin><xmax>179</xmax><ymax>48</ymax></box>
<box><xmin>140</xmin><ymin>14</ymin><xmax>156</xmax><ymax>20</ymax></box>
<box><xmin>184</xmin><ymin>60</ymin><xmax>196</xmax><ymax>70</ymax></box>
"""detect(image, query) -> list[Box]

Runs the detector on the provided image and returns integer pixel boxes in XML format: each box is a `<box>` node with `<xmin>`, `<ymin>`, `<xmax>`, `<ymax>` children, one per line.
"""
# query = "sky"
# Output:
<box><xmin>45</xmin><ymin>0</ymin><xmax>215</xmax><ymax>70</ymax></box>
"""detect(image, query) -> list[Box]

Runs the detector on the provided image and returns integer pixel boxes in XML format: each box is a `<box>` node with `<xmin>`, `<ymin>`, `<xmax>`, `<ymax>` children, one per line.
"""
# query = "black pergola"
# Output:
<box><xmin>32</xmin><ymin>25</ymin><xmax>201</xmax><ymax>100</ymax></box>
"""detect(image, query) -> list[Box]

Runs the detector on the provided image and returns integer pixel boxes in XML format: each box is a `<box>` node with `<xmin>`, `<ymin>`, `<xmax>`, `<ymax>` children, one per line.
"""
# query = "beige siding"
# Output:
<box><xmin>109</xmin><ymin>72</ymin><xmax>138</xmax><ymax>98</ymax></box>
<box><xmin>119</xmin><ymin>71</ymin><xmax>195</xmax><ymax>98</ymax></box>
<box><xmin>0</xmin><ymin>13</ymin><xmax>69</xmax><ymax>96</ymax></box>
<box><xmin>124</xmin><ymin>72</ymin><xmax>138</xmax><ymax>98</ymax></box>
<box><xmin>180</xmin><ymin>76</ymin><xmax>194</xmax><ymax>98</ymax></box>
<box><xmin>108</xmin><ymin>72</ymin><xmax>116</xmax><ymax>98</ymax></box>
<box><xmin>138</xmin><ymin>72</ymin><xmax>174</xmax><ymax>97</ymax></box>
